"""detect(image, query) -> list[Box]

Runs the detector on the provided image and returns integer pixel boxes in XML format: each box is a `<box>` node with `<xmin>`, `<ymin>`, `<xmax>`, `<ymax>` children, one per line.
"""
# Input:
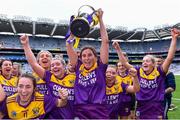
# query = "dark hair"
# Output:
<box><xmin>80</xmin><ymin>46</ymin><xmax>98</xmax><ymax>59</ymax></box>
<box><xmin>155</xmin><ymin>55</ymin><xmax>164</xmax><ymax>60</ymax></box>
<box><xmin>0</xmin><ymin>60</ymin><xmax>13</xmax><ymax>75</ymax></box>
<box><xmin>0</xmin><ymin>59</ymin><xmax>13</xmax><ymax>67</ymax></box>
<box><xmin>17</xmin><ymin>73</ymin><xmax>37</xmax><ymax>89</ymax></box>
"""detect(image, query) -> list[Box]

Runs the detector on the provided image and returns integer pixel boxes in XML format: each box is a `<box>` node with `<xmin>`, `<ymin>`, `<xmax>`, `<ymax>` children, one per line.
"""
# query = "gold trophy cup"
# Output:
<box><xmin>70</xmin><ymin>5</ymin><xmax>99</xmax><ymax>38</ymax></box>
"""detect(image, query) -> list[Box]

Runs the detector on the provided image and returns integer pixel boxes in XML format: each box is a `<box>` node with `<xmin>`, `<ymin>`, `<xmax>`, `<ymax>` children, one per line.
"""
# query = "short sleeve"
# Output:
<box><xmin>44</xmin><ymin>95</ymin><xmax>58</xmax><ymax>114</ymax></box>
<box><xmin>44</xmin><ymin>70</ymin><xmax>52</xmax><ymax>83</ymax></box>
<box><xmin>97</xmin><ymin>59</ymin><xmax>108</xmax><ymax>73</ymax></box>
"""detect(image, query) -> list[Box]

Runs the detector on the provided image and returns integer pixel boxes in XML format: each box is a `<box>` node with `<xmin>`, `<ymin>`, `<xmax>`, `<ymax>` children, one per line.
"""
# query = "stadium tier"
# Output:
<box><xmin>0</xmin><ymin>14</ymin><xmax>180</xmax><ymax>41</ymax></box>
<box><xmin>0</xmin><ymin>15</ymin><xmax>180</xmax><ymax>74</ymax></box>
<box><xmin>0</xmin><ymin>34</ymin><xmax>180</xmax><ymax>64</ymax></box>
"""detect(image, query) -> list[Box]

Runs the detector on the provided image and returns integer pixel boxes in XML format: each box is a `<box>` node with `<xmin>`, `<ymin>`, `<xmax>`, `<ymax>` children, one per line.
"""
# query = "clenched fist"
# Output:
<box><xmin>20</xmin><ymin>34</ymin><xmax>29</xmax><ymax>45</ymax></box>
<box><xmin>59</xmin><ymin>88</ymin><xmax>68</xmax><ymax>100</ymax></box>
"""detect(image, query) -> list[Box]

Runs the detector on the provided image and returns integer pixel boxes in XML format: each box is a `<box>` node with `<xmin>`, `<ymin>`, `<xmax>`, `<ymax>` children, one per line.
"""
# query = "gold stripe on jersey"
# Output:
<box><xmin>7</xmin><ymin>96</ymin><xmax>16</xmax><ymax>101</ymax></box>
<box><xmin>0</xmin><ymin>75</ymin><xmax>18</xmax><ymax>86</ymax></box>
<box><xmin>106</xmin><ymin>76</ymin><xmax>124</xmax><ymax>95</ymax></box>
<box><xmin>118</xmin><ymin>74</ymin><xmax>133</xmax><ymax>85</ymax></box>
<box><xmin>7</xmin><ymin>97</ymin><xmax>16</xmax><ymax>104</ymax></box>
<box><xmin>35</xmin><ymin>96</ymin><xmax>44</xmax><ymax>99</ymax></box>
<box><xmin>139</xmin><ymin>67</ymin><xmax>160</xmax><ymax>80</ymax></box>
<box><xmin>32</xmin><ymin>72</ymin><xmax>46</xmax><ymax>84</ymax></box>
<box><xmin>35</xmin><ymin>98</ymin><xmax>44</xmax><ymax>101</ymax></box>
<box><xmin>6</xmin><ymin>92</ymin><xmax>45</xmax><ymax>119</ymax></box>
<box><xmin>79</xmin><ymin>62</ymin><xmax>97</xmax><ymax>76</ymax></box>
<box><xmin>50</xmin><ymin>73</ymin><xmax>76</xmax><ymax>87</ymax></box>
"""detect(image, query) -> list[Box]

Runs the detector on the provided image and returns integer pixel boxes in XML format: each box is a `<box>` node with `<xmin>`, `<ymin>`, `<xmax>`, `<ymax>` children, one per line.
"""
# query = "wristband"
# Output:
<box><xmin>66</xmin><ymin>38</ymin><xmax>75</xmax><ymax>44</ymax></box>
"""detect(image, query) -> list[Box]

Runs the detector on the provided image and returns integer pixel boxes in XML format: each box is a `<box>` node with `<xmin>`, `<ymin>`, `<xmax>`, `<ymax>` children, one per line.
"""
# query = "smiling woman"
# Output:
<box><xmin>0</xmin><ymin>73</ymin><xmax>68</xmax><ymax>119</ymax></box>
<box><xmin>19</xmin><ymin>34</ymin><xmax>76</xmax><ymax>119</ymax></box>
<box><xmin>112</xmin><ymin>28</ymin><xmax>180</xmax><ymax>119</ymax></box>
<box><xmin>66</xmin><ymin>8</ymin><xmax>109</xmax><ymax>119</ymax></box>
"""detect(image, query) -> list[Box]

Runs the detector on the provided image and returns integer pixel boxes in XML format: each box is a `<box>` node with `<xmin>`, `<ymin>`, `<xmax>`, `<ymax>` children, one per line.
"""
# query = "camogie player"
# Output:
<box><xmin>112</xmin><ymin>28</ymin><xmax>180</xmax><ymax>119</ymax></box>
<box><xmin>20</xmin><ymin>35</ymin><xmax>76</xmax><ymax>119</ymax></box>
<box><xmin>0</xmin><ymin>60</ymin><xmax>18</xmax><ymax>96</ymax></box>
<box><xmin>106</xmin><ymin>65</ymin><xmax>139</xmax><ymax>119</ymax></box>
<box><xmin>0</xmin><ymin>73</ymin><xmax>68</xmax><ymax>119</ymax></box>
<box><xmin>116</xmin><ymin>61</ymin><xmax>136</xmax><ymax>119</ymax></box>
<box><xmin>33</xmin><ymin>50</ymin><xmax>52</xmax><ymax>95</ymax></box>
<box><xmin>66</xmin><ymin>8</ymin><xmax>109</xmax><ymax>119</ymax></box>
<box><xmin>155</xmin><ymin>55</ymin><xmax>176</xmax><ymax>119</ymax></box>
<box><xmin>0</xmin><ymin>60</ymin><xmax>18</xmax><ymax>118</ymax></box>
<box><xmin>12</xmin><ymin>62</ymin><xmax>22</xmax><ymax>77</ymax></box>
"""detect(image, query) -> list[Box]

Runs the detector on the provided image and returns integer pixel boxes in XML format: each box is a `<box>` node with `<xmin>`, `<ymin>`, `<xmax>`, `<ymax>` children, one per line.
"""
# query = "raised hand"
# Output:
<box><xmin>66</xmin><ymin>33</ymin><xmax>75</xmax><ymax>44</ymax></box>
<box><xmin>20</xmin><ymin>34</ymin><xmax>29</xmax><ymax>45</ymax></box>
<box><xmin>112</xmin><ymin>41</ymin><xmax>121</xmax><ymax>51</ymax></box>
<box><xmin>59</xmin><ymin>88</ymin><xmax>68</xmax><ymax>100</ymax></box>
<box><xmin>96</xmin><ymin>8</ymin><xmax>103</xmax><ymax>19</ymax></box>
<box><xmin>171</xmin><ymin>28</ymin><xmax>180</xmax><ymax>39</ymax></box>
<box><xmin>128</xmin><ymin>67</ymin><xmax>137</xmax><ymax>77</ymax></box>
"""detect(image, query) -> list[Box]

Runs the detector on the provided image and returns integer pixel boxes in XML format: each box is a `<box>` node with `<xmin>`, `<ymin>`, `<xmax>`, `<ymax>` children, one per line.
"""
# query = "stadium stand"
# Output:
<box><xmin>0</xmin><ymin>15</ymin><xmax>180</xmax><ymax>74</ymax></box>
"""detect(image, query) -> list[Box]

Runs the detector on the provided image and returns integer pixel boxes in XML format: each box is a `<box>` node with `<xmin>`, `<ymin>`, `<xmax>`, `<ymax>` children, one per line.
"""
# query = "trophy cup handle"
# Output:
<box><xmin>77</xmin><ymin>5</ymin><xmax>96</xmax><ymax>16</ymax></box>
<box><xmin>70</xmin><ymin>5</ymin><xmax>98</xmax><ymax>38</ymax></box>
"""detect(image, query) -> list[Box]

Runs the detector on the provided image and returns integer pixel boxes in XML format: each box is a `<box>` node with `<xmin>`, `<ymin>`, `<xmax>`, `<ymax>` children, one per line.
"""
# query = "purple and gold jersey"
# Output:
<box><xmin>0</xmin><ymin>75</ymin><xmax>18</xmax><ymax>96</ymax></box>
<box><xmin>106</xmin><ymin>76</ymin><xmax>126</xmax><ymax>104</ymax></box>
<box><xmin>136</xmin><ymin>66</ymin><xmax>166</xmax><ymax>101</ymax></box>
<box><xmin>73</xmin><ymin>59</ymin><xmax>108</xmax><ymax>119</ymax></box>
<box><xmin>1</xmin><ymin>92</ymin><xmax>57</xmax><ymax>119</ymax></box>
<box><xmin>106</xmin><ymin>76</ymin><xmax>128</xmax><ymax>118</ymax></box>
<box><xmin>118</xmin><ymin>73</ymin><xmax>133</xmax><ymax>102</ymax></box>
<box><xmin>74</xmin><ymin>59</ymin><xmax>107</xmax><ymax>105</ymax></box>
<box><xmin>117</xmin><ymin>73</ymin><xmax>133</xmax><ymax>116</ymax></box>
<box><xmin>45</xmin><ymin>70</ymin><xmax>75</xmax><ymax>119</ymax></box>
<box><xmin>33</xmin><ymin>72</ymin><xmax>48</xmax><ymax>95</ymax></box>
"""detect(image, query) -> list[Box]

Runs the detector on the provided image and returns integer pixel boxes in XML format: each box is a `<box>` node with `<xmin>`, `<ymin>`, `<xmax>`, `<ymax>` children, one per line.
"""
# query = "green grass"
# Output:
<box><xmin>168</xmin><ymin>75</ymin><xmax>180</xmax><ymax>119</ymax></box>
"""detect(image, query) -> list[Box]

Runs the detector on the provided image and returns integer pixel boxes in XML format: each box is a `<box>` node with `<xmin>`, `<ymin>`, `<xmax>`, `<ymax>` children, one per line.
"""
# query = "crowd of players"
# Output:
<box><xmin>0</xmin><ymin>8</ymin><xmax>179</xmax><ymax>119</ymax></box>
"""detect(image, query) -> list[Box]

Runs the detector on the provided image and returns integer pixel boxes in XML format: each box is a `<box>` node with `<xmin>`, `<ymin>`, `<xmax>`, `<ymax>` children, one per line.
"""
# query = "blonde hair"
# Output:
<box><xmin>37</xmin><ymin>50</ymin><xmax>52</xmax><ymax>63</ymax></box>
<box><xmin>13</xmin><ymin>62</ymin><xmax>22</xmax><ymax>76</ymax></box>
<box><xmin>52</xmin><ymin>55</ymin><xmax>66</xmax><ymax>66</ymax></box>
<box><xmin>107</xmin><ymin>64</ymin><xmax>116</xmax><ymax>69</ymax></box>
<box><xmin>144</xmin><ymin>54</ymin><xmax>156</xmax><ymax>64</ymax></box>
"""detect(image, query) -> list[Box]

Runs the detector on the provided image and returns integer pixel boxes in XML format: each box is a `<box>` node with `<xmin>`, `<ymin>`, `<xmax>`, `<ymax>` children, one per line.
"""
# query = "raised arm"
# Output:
<box><xmin>56</xmin><ymin>88</ymin><xmax>68</xmax><ymax>107</ymax></box>
<box><xmin>0</xmin><ymin>84</ymin><xmax>6</xmax><ymax>102</ymax></box>
<box><xmin>66</xmin><ymin>34</ymin><xmax>78</xmax><ymax>67</ymax></box>
<box><xmin>98</xmin><ymin>8</ymin><xmax>109</xmax><ymax>64</ymax></box>
<box><xmin>112</xmin><ymin>41</ymin><xmax>133</xmax><ymax>69</ymax></box>
<box><xmin>126</xmin><ymin>68</ymin><xmax>140</xmax><ymax>93</ymax></box>
<box><xmin>162</xmin><ymin>28</ymin><xmax>180</xmax><ymax>73</ymax></box>
<box><xmin>20</xmin><ymin>35</ymin><xmax>45</xmax><ymax>79</ymax></box>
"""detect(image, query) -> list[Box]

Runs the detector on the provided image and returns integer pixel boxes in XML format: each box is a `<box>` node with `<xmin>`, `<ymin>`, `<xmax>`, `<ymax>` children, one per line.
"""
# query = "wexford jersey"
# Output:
<box><xmin>1</xmin><ymin>92</ymin><xmax>57</xmax><ymax>119</ymax></box>
<box><xmin>74</xmin><ymin>59</ymin><xmax>107</xmax><ymax>105</ymax></box>
<box><xmin>106</xmin><ymin>76</ymin><xmax>128</xmax><ymax>117</ymax></box>
<box><xmin>136</xmin><ymin>66</ymin><xmax>166</xmax><ymax>101</ymax></box>
<box><xmin>32</xmin><ymin>72</ymin><xmax>48</xmax><ymax>95</ymax></box>
<box><xmin>0</xmin><ymin>75</ymin><xmax>18</xmax><ymax>96</ymax></box>
<box><xmin>118</xmin><ymin>73</ymin><xmax>133</xmax><ymax>102</ymax></box>
<box><xmin>45</xmin><ymin>70</ymin><xmax>76</xmax><ymax>119</ymax></box>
